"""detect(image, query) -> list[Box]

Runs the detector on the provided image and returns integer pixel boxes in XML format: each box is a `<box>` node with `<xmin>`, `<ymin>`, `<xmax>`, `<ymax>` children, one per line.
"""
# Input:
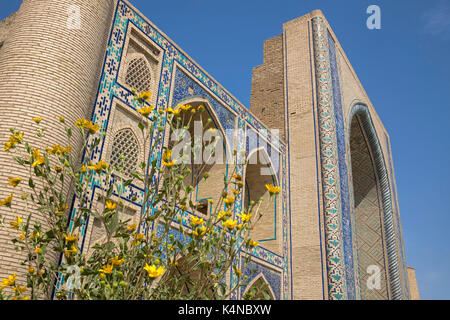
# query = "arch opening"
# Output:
<box><xmin>348</xmin><ymin>104</ymin><xmax>403</xmax><ymax>300</ymax></box>
<box><xmin>242</xmin><ymin>273</ymin><xmax>275</xmax><ymax>300</ymax></box>
<box><xmin>244</xmin><ymin>148</ymin><xmax>278</xmax><ymax>249</ymax></box>
<box><xmin>166</xmin><ymin>100</ymin><xmax>229</xmax><ymax>216</ymax></box>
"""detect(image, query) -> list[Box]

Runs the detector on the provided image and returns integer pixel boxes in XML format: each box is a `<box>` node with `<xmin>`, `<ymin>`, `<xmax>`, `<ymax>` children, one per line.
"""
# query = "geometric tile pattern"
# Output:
<box><xmin>350</xmin><ymin>117</ymin><xmax>389</xmax><ymax>299</ymax></box>
<box><xmin>311</xmin><ymin>17</ymin><xmax>347</xmax><ymax>300</ymax></box>
<box><xmin>327</xmin><ymin>31</ymin><xmax>356</xmax><ymax>300</ymax></box>
<box><xmin>124</xmin><ymin>57</ymin><xmax>152</xmax><ymax>92</ymax></box>
<box><xmin>110</xmin><ymin>128</ymin><xmax>139</xmax><ymax>176</ymax></box>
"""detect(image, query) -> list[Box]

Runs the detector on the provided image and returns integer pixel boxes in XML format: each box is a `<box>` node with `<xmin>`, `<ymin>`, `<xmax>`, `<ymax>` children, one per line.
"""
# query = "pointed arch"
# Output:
<box><xmin>243</xmin><ymin>147</ymin><xmax>279</xmax><ymax>250</ymax></box>
<box><xmin>171</xmin><ymin>96</ymin><xmax>233</xmax><ymax>157</ymax></box>
<box><xmin>348</xmin><ymin>103</ymin><xmax>403</xmax><ymax>300</ymax></box>
<box><xmin>242</xmin><ymin>273</ymin><xmax>275</xmax><ymax>300</ymax></box>
<box><xmin>164</xmin><ymin>98</ymin><xmax>231</xmax><ymax>216</ymax></box>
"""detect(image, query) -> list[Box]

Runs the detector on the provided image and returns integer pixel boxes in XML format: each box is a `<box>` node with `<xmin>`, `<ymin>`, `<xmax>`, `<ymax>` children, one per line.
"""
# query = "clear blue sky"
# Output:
<box><xmin>1</xmin><ymin>0</ymin><xmax>449</xmax><ymax>300</ymax></box>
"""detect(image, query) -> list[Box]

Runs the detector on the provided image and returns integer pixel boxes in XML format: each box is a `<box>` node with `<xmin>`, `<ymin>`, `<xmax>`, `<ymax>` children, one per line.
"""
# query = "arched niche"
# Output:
<box><xmin>165</xmin><ymin>98</ymin><xmax>231</xmax><ymax>216</ymax></box>
<box><xmin>243</xmin><ymin>147</ymin><xmax>280</xmax><ymax>253</ymax></box>
<box><xmin>242</xmin><ymin>273</ymin><xmax>275</xmax><ymax>300</ymax></box>
<box><xmin>348</xmin><ymin>103</ymin><xmax>403</xmax><ymax>300</ymax></box>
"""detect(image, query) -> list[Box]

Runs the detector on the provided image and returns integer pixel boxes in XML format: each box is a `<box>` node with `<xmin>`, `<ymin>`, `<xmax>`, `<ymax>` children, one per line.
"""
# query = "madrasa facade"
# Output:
<box><xmin>0</xmin><ymin>0</ymin><xmax>420</xmax><ymax>300</ymax></box>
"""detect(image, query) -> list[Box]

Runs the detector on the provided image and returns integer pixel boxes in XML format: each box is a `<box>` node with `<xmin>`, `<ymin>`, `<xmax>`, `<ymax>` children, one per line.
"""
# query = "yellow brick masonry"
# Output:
<box><xmin>0</xmin><ymin>0</ymin><xmax>116</xmax><ymax>288</ymax></box>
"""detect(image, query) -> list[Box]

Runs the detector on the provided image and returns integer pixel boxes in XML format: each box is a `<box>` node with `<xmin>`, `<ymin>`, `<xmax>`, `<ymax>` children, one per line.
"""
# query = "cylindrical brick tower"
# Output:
<box><xmin>0</xmin><ymin>0</ymin><xmax>115</xmax><ymax>289</ymax></box>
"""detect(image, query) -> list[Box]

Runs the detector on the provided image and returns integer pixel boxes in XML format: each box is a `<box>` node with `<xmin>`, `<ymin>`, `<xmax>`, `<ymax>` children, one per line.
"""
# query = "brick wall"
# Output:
<box><xmin>0</xmin><ymin>0</ymin><xmax>116</xmax><ymax>289</ymax></box>
<box><xmin>250</xmin><ymin>34</ymin><xmax>286</xmax><ymax>141</ymax></box>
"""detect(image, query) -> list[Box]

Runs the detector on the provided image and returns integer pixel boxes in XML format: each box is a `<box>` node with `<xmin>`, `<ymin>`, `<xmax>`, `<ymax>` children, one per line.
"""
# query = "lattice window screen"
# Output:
<box><xmin>110</xmin><ymin>128</ymin><xmax>139</xmax><ymax>176</ymax></box>
<box><xmin>124</xmin><ymin>57</ymin><xmax>152</xmax><ymax>92</ymax></box>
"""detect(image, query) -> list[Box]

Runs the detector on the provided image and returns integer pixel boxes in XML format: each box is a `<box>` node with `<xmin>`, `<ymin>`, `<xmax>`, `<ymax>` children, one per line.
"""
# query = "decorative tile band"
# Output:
<box><xmin>327</xmin><ymin>31</ymin><xmax>356</xmax><ymax>300</ymax></box>
<box><xmin>311</xmin><ymin>17</ymin><xmax>347</xmax><ymax>300</ymax></box>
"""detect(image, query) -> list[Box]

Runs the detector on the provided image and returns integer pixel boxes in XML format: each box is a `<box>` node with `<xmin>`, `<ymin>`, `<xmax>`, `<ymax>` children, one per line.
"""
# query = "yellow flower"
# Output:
<box><xmin>1</xmin><ymin>273</ymin><xmax>17</xmax><ymax>289</ymax></box>
<box><xmin>138</xmin><ymin>91</ymin><xmax>152</xmax><ymax>101</ymax></box>
<box><xmin>13</xmin><ymin>132</ymin><xmax>24</xmax><ymax>141</ymax></box>
<box><xmin>134</xmin><ymin>233</ymin><xmax>145</xmax><ymax>241</ymax></box>
<box><xmin>197</xmin><ymin>105</ymin><xmax>205</xmax><ymax>112</ymax></box>
<box><xmin>48</xmin><ymin>144</ymin><xmax>71</xmax><ymax>155</ymax></box>
<box><xmin>165</xmin><ymin>107</ymin><xmax>181</xmax><ymax>115</ymax></box>
<box><xmin>232</xmin><ymin>189</ymin><xmax>240</xmax><ymax>195</ymax></box>
<box><xmin>1</xmin><ymin>193</ymin><xmax>13</xmax><ymax>208</ymax></box>
<box><xmin>7</xmin><ymin>177</ymin><xmax>22</xmax><ymax>188</ymax></box>
<box><xmin>32</xmin><ymin>117</ymin><xmax>42</xmax><ymax>124</ymax></box>
<box><xmin>163</xmin><ymin>149</ymin><xmax>172</xmax><ymax>160</ymax></box>
<box><xmin>233</xmin><ymin>174</ymin><xmax>242</xmax><ymax>181</ymax></box>
<box><xmin>237</xmin><ymin>212</ymin><xmax>252</xmax><ymax>223</ymax></box>
<box><xmin>162</xmin><ymin>159</ymin><xmax>177</xmax><ymax>167</ymax></box>
<box><xmin>106</xmin><ymin>200</ymin><xmax>117</xmax><ymax>210</ymax></box>
<box><xmin>34</xmin><ymin>247</ymin><xmax>42</xmax><ymax>254</ymax></box>
<box><xmin>207</xmin><ymin>198</ymin><xmax>214</xmax><ymax>204</ymax></box>
<box><xmin>137</xmin><ymin>105</ymin><xmax>155</xmax><ymax>117</ymax></box>
<box><xmin>236</xmin><ymin>268</ymin><xmax>242</xmax><ymax>276</ymax></box>
<box><xmin>31</xmin><ymin>148</ymin><xmax>40</xmax><ymax>159</ymax></box>
<box><xmin>265</xmin><ymin>184</ymin><xmax>281</xmax><ymax>196</ymax></box>
<box><xmin>179</xmin><ymin>104</ymin><xmax>192</xmax><ymax>111</ymax></box>
<box><xmin>31</xmin><ymin>149</ymin><xmax>45</xmax><ymax>167</ymax></box>
<box><xmin>30</xmin><ymin>232</ymin><xmax>41</xmax><ymax>239</ymax></box>
<box><xmin>75</xmin><ymin>118</ymin><xmax>100</xmax><ymax>134</ymax></box>
<box><xmin>99</xmin><ymin>264</ymin><xmax>114</xmax><ymax>275</ymax></box>
<box><xmin>32</xmin><ymin>156</ymin><xmax>46</xmax><ymax>167</ymax></box>
<box><xmin>80</xmin><ymin>165</ymin><xmax>87</xmax><ymax>173</ymax></box>
<box><xmin>223</xmin><ymin>196</ymin><xmax>235</xmax><ymax>205</ymax></box>
<box><xmin>87</xmin><ymin>160</ymin><xmax>109</xmax><ymax>173</ymax></box>
<box><xmin>64</xmin><ymin>245</ymin><xmax>77</xmax><ymax>257</ymax></box>
<box><xmin>4</xmin><ymin>142</ymin><xmax>13</xmax><ymax>152</ymax></box>
<box><xmin>248</xmin><ymin>239</ymin><xmax>259</xmax><ymax>248</ymax></box>
<box><xmin>162</xmin><ymin>149</ymin><xmax>177</xmax><ymax>167</ymax></box>
<box><xmin>190</xmin><ymin>215</ymin><xmax>205</xmax><ymax>226</ymax></box>
<box><xmin>193</xmin><ymin>225</ymin><xmax>207</xmax><ymax>237</ymax></box>
<box><xmin>28</xmin><ymin>266</ymin><xmax>35</xmax><ymax>274</ymax></box>
<box><xmin>19</xmin><ymin>233</ymin><xmax>25</xmax><ymax>240</ymax></box>
<box><xmin>75</xmin><ymin>118</ymin><xmax>89</xmax><ymax>129</ymax></box>
<box><xmin>9</xmin><ymin>216</ymin><xmax>21</xmax><ymax>229</ymax></box>
<box><xmin>217</xmin><ymin>210</ymin><xmax>232</xmax><ymax>219</ymax></box>
<box><xmin>85</xmin><ymin>121</ymin><xmax>101</xmax><ymax>134</ymax></box>
<box><xmin>143</xmin><ymin>264</ymin><xmax>165</xmax><ymax>278</ymax></box>
<box><xmin>63</xmin><ymin>234</ymin><xmax>78</xmax><ymax>243</ymax></box>
<box><xmin>110</xmin><ymin>256</ymin><xmax>125</xmax><ymax>266</ymax></box>
<box><xmin>4</xmin><ymin>132</ymin><xmax>23</xmax><ymax>151</ymax></box>
<box><xmin>54</xmin><ymin>166</ymin><xmax>63</xmax><ymax>173</ymax></box>
<box><xmin>223</xmin><ymin>219</ymin><xmax>238</xmax><ymax>231</ymax></box>
<box><xmin>126</xmin><ymin>223</ymin><xmax>137</xmax><ymax>232</ymax></box>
